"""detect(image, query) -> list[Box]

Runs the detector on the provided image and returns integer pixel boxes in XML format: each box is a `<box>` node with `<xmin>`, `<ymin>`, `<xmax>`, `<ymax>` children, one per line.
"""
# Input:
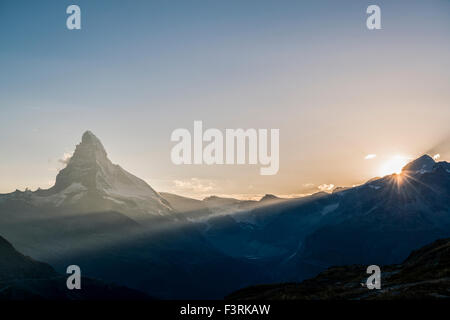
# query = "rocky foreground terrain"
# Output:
<box><xmin>227</xmin><ymin>238</ymin><xmax>450</xmax><ymax>300</ymax></box>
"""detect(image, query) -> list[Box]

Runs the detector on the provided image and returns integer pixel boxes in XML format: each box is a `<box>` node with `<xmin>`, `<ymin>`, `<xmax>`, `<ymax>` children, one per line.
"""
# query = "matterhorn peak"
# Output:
<box><xmin>64</xmin><ymin>131</ymin><xmax>109</xmax><ymax>171</ymax></box>
<box><xmin>82</xmin><ymin>130</ymin><xmax>102</xmax><ymax>145</ymax></box>
<box><xmin>47</xmin><ymin>131</ymin><xmax>173</xmax><ymax>218</ymax></box>
<box><xmin>52</xmin><ymin>131</ymin><xmax>111</xmax><ymax>192</ymax></box>
<box><xmin>77</xmin><ymin>130</ymin><xmax>107</xmax><ymax>157</ymax></box>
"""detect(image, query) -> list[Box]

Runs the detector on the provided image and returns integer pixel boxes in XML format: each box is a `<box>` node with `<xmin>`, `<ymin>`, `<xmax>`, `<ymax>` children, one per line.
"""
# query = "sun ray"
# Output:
<box><xmin>378</xmin><ymin>155</ymin><xmax>411</xmax><ymax>177</ymax></box>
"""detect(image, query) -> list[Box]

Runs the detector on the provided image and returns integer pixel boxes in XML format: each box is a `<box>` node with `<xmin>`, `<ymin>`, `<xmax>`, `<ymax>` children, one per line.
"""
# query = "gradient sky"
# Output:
<box><xmin>1</xmin><ymin>0</ymin><xmax>449</xmax><ymax>199</ymax></box>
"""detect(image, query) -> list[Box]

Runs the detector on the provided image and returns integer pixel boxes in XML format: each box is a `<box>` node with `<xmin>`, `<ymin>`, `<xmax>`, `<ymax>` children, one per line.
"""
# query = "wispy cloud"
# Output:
<box><xmin>365</xmin><ymin>154</ymin><xmax>377</xmax><ymax>160</ymax></box>
<box><xmin>173</xmin><ymin>178</ymin><xmax>217</xmax><ymax>193</ymax></box>
<box><xmin>318</xmin><ymin>184</ymin><xmax>335</xmax><ymax>192</ymax></box>
<box><xmin>58</xmin><ymin>152</ymin><xmax>72</xmax><ymax>165</ymax></box>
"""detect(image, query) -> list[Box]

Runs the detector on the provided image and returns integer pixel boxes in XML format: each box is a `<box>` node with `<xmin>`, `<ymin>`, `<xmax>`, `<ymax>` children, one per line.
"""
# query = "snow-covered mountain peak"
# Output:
<box><xmin>81</xmin><ymin>130</ymin><xmax>107</xmax><ymax>154</ymax></box>
<box><xmin>69</xmin><ymin>130</ymin><xmax>108</xmax><ymax>167</ymax></box>
<box><xmin>53</xmin><ymin>131</ymin><xmax>112</xmax><ymax>192</ymax></box>
<box><xmin>41</xmin><ymin>131</ymin><xmax>174</xmax><ymax>219</ymax></box>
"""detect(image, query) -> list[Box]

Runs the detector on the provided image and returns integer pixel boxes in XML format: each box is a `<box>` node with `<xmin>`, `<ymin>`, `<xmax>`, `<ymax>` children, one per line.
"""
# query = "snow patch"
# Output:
<box><xmin>33</xmin><ymin>183</ymin><xmax>87</xmax><ymax>207</ymax></box>
<box><xmin>321</xmin><ymin>203</ymin><xmax>339</xmax><ymax>216</ymax></box>
<box><xmin>103</xmin><ymin>196</ymin><xmax>126</xmax><ymax>205</ymax></box>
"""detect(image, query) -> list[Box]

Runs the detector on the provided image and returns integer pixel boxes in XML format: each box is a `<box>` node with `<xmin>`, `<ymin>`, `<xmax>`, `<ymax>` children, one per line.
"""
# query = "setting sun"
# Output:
<box><xmin>378</xmin><ymin>155</ymin><xmax>411</xmax><ymax>177</ymax></box>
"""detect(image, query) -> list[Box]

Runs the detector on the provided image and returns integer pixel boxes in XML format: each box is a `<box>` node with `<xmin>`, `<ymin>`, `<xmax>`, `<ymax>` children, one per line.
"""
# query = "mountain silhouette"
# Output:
<box><xmin>0</xmin><ymin>131</ymin><xmax>449</xmax><ymax>299</ymax></box>
<box><xmin>0</xmin><ymin>235</ymin><xmax>55</xmax><ymax>281</ymax></box>
<box><xmin>15</xmin><ymin>131</ymin><xmax>173</xmax><ymax>221</ymax></box>
<box><xmin>0</xmin><ymin>132</ymin><xmax>267</xmax><ymax>298</ymax></box>
<box><xmin>402</xmin><ymin>154</ymin><xmax>436</xmax><ymax>173</ymax></box>
<box><xmin>0</xmin><ymin>235</ymin><xmax>149</xmax><ymax>300</ymax></box>
<box><xmin>201</xmin><ymin>155</ymin><xmax>450</xmax><ymax>283</ymax></box>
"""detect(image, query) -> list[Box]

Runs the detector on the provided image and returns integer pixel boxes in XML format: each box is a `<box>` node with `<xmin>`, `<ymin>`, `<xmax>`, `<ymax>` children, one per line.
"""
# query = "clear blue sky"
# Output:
<box><xmin>1</xmin><ymin>0</ymin><xmax>449</xmax><ymax>198</ymax></box>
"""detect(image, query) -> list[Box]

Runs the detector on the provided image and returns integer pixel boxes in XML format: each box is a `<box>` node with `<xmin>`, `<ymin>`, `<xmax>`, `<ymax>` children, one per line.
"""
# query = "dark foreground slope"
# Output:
<box><xmin>227</xmin><ymin>237</ymin><xmax>450</xmax><ymax>300</ymax></box>
<box><xmin>0</xmin><ymin>236</ymin><xmax>148</xmax><ymax>300</ymax></box>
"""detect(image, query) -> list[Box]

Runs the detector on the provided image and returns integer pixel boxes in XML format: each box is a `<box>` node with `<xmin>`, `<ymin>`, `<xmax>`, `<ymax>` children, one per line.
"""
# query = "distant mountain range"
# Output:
<box><xmin>0</xmin><ymin>131</ymin><xmax>449</xmax><ymax>299</ymax></box>
<box><xmin>227</xmin><ymin>237</ymin><xmax>450</xmax><ymax>300</ymax></box>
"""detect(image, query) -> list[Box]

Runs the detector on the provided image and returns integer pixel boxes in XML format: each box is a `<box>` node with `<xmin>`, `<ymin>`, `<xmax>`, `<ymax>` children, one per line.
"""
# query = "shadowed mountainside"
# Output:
<box><xmin>0</xmin><ymin>235</ymin><xmax>149</xmax><ymax>300</ymax></box>
<box><xmin>227</xmin><ymin>237</ymin><xmax>450</xmax><ymax>300</ymax></box>
<box><xmin>198</xmin><ymin>155</ymin><xmax>450</xmax><ymax>284</ymax></box>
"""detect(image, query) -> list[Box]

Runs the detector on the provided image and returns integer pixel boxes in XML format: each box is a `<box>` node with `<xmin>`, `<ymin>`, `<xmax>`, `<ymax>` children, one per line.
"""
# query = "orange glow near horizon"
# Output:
<box><xmin>378</xmin><ymin>155</ymin><xmax>411</xmax><ymax>177</ymax></box>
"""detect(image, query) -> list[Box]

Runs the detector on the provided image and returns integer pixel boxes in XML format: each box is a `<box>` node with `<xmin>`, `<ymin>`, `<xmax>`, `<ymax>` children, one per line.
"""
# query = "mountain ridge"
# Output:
<box><xmin>0</xmin><ymin>131</ymin><xmax>449</xmax><ymax>299</ymax></box>
<box><xmin>0</xmin><ymin>234</ymin><xmax>150</xmax><ymax>300</ymax></box>
<box><xmin>1</xmin><ymin>131</ymin><xmax>173</xmax><ymax>221</ymax></box>
<box><xmin>227</xmin><ymin>237</ymin><xmax>450</xmax><ymax>300</ymax></box>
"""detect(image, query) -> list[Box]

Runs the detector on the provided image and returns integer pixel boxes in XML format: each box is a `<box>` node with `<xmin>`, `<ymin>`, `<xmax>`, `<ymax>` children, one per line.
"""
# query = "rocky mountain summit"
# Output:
<box><xmin>1</xmin><ymin>131</ymin><xmax>173</xmax><ymax>221</ymax></box>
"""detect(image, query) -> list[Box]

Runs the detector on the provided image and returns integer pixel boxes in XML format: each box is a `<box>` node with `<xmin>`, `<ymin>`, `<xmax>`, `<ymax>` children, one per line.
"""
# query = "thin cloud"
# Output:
<box><xmin>173</xmin><ymin>178</ymin><xmax>216</xmax><ymax>193</ymax></box>
<box><xmin>58</xmin><ymin>152</ymin><xmax>72</xmax><ymax>165</ymax></box>
<box><xmin>318</xmin><ymin>184</ymin><xmax>335</xmax><ymax>192</ymax></box>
